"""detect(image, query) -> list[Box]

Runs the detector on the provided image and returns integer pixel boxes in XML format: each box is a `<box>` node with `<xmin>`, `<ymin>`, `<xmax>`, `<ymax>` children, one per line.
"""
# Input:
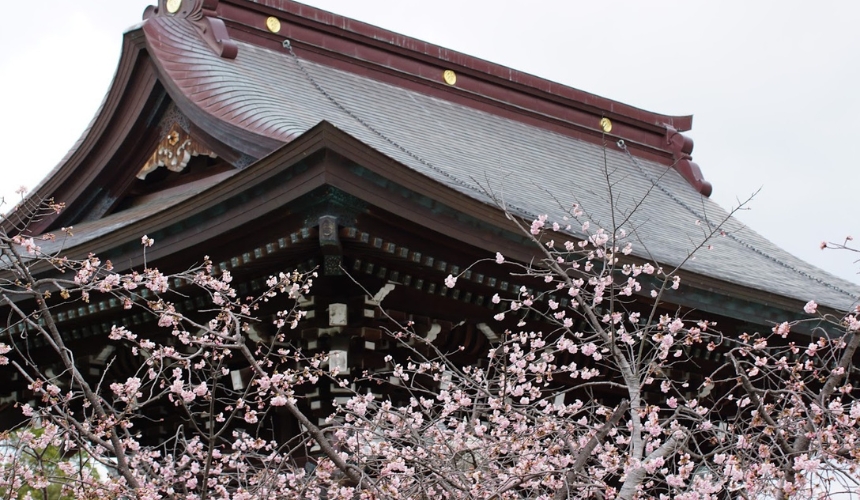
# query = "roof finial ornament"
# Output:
<box><xmin>143</xmin><ymin>0</ymin><xmax>238</xmax><ymax>59</ymax></box>
<box><xmin>664</xmin><ymin>125</ymin><xmax>712</xmax><ymax>197</ymax></box>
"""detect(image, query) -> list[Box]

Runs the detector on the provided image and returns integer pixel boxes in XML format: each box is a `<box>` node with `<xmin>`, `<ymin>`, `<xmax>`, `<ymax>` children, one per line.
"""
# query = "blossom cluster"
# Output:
<box><xmin>2</xmin><ymin>198</ymin><xmax>860</xmax><ymax>500</ymax></box>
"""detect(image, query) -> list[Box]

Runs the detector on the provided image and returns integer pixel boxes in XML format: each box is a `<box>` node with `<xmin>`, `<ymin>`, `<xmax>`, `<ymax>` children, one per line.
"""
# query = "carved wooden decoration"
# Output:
<box><xmin>138</xmin><ymin>124</ymin><xmax>217</xmax><ymax>180</ymax></box>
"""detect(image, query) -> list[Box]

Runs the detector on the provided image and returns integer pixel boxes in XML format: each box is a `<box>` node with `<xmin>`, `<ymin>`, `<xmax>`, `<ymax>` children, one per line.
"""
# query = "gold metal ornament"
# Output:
<box><xmin>599</xmin><ymin>117</ymin><xmax>612</xmax><ymax>133</ymax></box>
<box><xmin>266</xmin><ymin>17</ymin><xmax>282</xmax><ymax>33</ymax></box>
<box><xmin>166</xmin><ymin>0</ymin><xmax>182</xmax><ymax>14</ymax></box>
<box><xmin>138</xmin><ymin>124</ymin><xmax>218</xmax><ymax>180</ymax></box>
<box><xmin>443</xmin><ymin>70</ymin><xmax>457</xmax><ymax>86</ymax></box>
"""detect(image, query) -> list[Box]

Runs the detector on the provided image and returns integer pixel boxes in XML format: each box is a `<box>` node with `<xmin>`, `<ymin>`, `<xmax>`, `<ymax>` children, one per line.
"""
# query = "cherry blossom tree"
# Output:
<box><xmin>1</xmin><ymin>184</ymin><xmax>859</xmax><ymax>500</ymax></box>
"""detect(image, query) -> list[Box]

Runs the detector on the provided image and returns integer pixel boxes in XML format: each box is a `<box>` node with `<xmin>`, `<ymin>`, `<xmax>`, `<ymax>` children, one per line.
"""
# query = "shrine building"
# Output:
<box><xmin>2</xmin><ymin>0</ymin><xmax>857</xmax><ymax>433</ymax></box>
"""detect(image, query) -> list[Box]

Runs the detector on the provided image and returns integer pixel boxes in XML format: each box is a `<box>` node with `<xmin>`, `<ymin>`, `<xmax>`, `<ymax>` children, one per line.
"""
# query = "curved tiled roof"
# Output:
<box><xmin>16</xmin><ymin>1</ymin><xmax>849</xmax><ymax>316</ymax></box>
<box><xmin>134</xmin><ymin>7</ymin><xmax>860</xmax><ymax>312</ymax></box>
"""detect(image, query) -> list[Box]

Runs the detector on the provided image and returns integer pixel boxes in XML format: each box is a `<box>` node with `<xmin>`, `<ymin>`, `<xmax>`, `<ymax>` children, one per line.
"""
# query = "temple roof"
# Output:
<box><xmin>18</xmin><ymin>0</ymin><xmax>860</xmax><ymax>312</ymax></box>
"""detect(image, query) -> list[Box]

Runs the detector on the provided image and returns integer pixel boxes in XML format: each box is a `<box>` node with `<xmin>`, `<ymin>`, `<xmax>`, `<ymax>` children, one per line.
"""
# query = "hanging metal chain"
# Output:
<box><xmin>616</xmin><ymin>139</ymin><xmax>858</xmax><ymax>301</ymax></box>
<box><xmin>281</xmin><ymin>40</ymin><xmax>539</xmax><ymax>220</ymax></box>
<box><xmin>282</xmin><ymin>40</ymin><xmax>854</xmax><ymax>302</ymax></box>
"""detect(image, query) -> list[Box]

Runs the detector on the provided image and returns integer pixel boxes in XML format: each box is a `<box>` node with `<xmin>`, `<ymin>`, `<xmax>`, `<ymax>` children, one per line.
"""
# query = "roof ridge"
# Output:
<box><xmin>242</xmin><ymin>0</ymin><xmax>692</xmax><ymax>130</ymax></box>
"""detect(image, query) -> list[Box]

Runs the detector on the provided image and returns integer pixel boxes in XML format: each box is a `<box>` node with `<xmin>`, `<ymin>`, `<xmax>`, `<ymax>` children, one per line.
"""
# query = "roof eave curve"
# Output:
<box><xmin>9</xmin><ymin>29</ymin><xmax>160</xmax><ymax>236</ymax></box>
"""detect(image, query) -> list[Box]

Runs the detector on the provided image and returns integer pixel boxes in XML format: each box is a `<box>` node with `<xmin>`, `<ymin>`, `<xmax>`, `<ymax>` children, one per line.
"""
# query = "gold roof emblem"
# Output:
<box><xmin>599</xmin><ymin>117</ymin><xmax>612</xmax><ymax>133</ymax></box>
<box><xmin>266</xmin><ymin>17</ymin><xmax>282</xmax><ymax>33</ymax></box>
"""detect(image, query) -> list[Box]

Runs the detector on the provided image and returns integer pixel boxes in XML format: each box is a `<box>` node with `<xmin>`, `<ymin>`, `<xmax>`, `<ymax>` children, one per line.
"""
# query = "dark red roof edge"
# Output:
<box><xmin>208</xmin><ymin>0</ymin><xmax>709</xmax><ymax>195</ymax></box>
<box><xmin>230</xmin><ymin>0</ymin><xmax>692</xmax><ymax>132</ymax></box>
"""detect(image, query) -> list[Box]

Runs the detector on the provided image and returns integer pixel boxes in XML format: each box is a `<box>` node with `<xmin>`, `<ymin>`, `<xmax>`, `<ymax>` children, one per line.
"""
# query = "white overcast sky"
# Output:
<box><xmin>1</xmin><ymin>1</ymin><xmax>859</xmax><ymax>286</ymax></box>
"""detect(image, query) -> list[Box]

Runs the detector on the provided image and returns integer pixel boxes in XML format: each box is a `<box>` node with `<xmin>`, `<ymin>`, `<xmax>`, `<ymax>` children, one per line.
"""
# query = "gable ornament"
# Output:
<box><xmin>138</xmin><ymin>123</ymin><xmax>217</xmax><ymax>180</ymax></box>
